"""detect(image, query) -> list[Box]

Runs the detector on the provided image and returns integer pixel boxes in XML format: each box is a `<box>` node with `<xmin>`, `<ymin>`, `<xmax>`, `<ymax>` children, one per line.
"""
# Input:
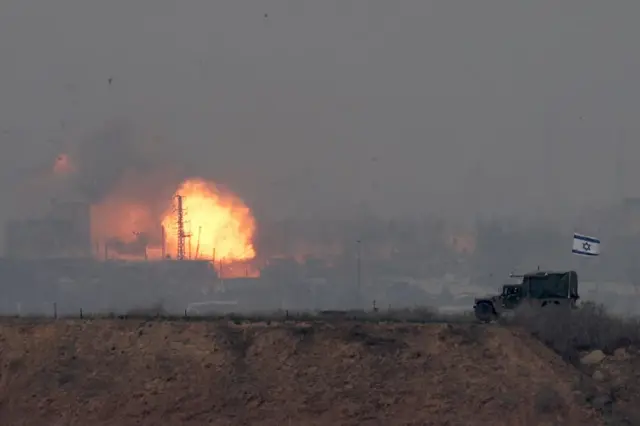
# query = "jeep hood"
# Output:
<box><xmin>474</xmin><ymin>294</ymin><xmax>501</xmax><ymax>303</ymax></box>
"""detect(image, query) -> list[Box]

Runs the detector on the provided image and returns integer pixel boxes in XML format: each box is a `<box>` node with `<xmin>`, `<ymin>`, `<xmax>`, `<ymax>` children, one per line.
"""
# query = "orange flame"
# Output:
<box><xmin>161</xmin><ymin>179</ymin><xmax>257</xmax><ymax>265</ymax></box>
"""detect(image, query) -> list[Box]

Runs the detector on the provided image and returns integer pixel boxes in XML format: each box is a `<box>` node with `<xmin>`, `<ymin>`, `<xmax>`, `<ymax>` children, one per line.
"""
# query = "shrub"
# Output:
<box><xmin>514</xmin><ymin>301</ymin><xmax>640</xmax><ymax>362</ymax></box>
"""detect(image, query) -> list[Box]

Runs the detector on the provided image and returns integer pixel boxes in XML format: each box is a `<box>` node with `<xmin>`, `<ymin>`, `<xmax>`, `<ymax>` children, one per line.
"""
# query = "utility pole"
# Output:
<box><xmin>187</xmin><ymin>225</ymin><xmax>192</xmax><ymax>260</ymax></box>
<box><xmin>161</xmin><ymin>225</ymin><xmax>166</xmax><ymax>259</ymax></box>
<box><xmin>195</xmin><ymin>226</ymin><xmax>202</xmax><ymax>259</ymax></box>
<box><xmin>616</xmin><ymin>128</ymin><xmax>625</xmax><ymax>203</ymax></box>
<box><xmin>356</xmin><ymin>239</ymin><xmax>361</xmax><ymax>292</ymax></box>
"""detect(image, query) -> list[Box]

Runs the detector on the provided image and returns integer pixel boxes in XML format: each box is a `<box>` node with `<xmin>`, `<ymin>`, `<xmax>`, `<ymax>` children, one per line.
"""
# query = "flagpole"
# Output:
<box><xmin>571</xmin><ymin>229</ymin><xmax>576</xmax><ymax>299</ymax></box>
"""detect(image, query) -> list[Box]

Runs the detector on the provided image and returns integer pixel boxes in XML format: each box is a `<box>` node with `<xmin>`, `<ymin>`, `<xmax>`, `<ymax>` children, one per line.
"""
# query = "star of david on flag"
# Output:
<box><xmin>572</xmin><ymin>233</ymin><xmax>600</xmax><ymax>257</ymax></box>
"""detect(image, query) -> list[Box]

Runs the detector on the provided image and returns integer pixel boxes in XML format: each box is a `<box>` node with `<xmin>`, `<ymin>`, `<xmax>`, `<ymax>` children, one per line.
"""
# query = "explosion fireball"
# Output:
<box><xmin>160</xmin><ymin>179</ymin><xmax>257</xmax><ymax>265</ymax></box>
<box><xmin>48</xmin><ymin>148</ymin><xmax>258</xmax><ymax>275</ymax></box>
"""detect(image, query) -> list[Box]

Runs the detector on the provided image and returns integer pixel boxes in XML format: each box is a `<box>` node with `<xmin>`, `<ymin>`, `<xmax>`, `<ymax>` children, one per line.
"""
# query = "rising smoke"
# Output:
<box><xmin>70</xmin><ymin>118</ymin><xmax>181</xmax><ymax>204</ymax></box>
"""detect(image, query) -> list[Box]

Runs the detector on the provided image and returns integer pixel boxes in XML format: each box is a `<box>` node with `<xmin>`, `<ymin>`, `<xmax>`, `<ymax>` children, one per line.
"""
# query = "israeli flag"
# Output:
<box><xmin>572</xmin><ymin>233</ymin><xmax>600</xmax><ymax>257</ymax></box>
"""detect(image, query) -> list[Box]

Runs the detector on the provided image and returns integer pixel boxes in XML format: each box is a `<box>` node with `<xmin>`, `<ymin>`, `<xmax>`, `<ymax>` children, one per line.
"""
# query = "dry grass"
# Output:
<box><xmin>5</xmin><ymin>301</ymin><xmax>640</xmax><ymax>425</ymax></box>
<box><xmin>511</xmin><ymin>302</ymin><xmax>640</xmax><ymax>423</ymax></box>
<box><xmin>512</xmin><ymin>302</ymin><xmax>640</xmax><ymax>361</ymax></box>
<box><xmin>0</xmin><ymin>318</ymin><xmax>602</xmax><ymax>426</ymax></box>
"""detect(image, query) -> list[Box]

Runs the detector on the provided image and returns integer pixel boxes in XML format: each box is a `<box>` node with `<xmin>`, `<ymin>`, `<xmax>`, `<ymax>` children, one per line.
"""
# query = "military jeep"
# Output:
<box><xmin>473</xmin><ymin>270</ymin><xmax>579</xmax><ymax>323</ymax></box>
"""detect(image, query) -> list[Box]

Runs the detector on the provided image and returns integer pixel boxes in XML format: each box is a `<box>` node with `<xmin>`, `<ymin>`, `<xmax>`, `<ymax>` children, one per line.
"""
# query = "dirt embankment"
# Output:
<box><xmin>576</xmin><ymin>346</ymin><xmax>640</xmax><ymax>423</ymax></box>
<box><xmin>0</xmin><ymin>320</ymin><xmax>603</xmax><ymax>426</ymax></box>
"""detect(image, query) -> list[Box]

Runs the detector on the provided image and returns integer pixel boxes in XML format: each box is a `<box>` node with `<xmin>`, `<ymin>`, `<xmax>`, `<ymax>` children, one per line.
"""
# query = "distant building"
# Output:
<box><xmin>447</xmin><ymin>232</ymin><xmax>476</xmax><ymax>254</ymax></box>
<box><xmin>622</xmin><ymin>197</ymin><xmax>640</xmax><ymax>234</ymax></box>
<box><xmin>4</xmin><ymin>199</ymin><xmax>92</xmax><ymax>259</ymax></box>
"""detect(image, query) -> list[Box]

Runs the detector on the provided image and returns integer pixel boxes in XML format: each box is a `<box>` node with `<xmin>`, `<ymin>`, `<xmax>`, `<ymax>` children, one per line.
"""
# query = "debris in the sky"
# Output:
<box><xmin>108</xmin><ymin>77</ymin><xmax>113</xmax><ymax>85</ymax></box>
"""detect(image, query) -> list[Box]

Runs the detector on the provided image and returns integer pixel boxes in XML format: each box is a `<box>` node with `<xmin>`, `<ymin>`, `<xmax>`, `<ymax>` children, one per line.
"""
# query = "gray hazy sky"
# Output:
<box><xmin>1</xmin><ymin>1</ymin><xmax>639</xmax><ymax>222</ymax></box>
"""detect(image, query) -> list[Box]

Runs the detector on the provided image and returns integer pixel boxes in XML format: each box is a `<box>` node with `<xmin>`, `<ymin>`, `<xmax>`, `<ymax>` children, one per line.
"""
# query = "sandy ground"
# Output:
<box><xmin>0</xmin><ymin>319</ymin><xmax>605</xmax><ymax>426</ymax></box>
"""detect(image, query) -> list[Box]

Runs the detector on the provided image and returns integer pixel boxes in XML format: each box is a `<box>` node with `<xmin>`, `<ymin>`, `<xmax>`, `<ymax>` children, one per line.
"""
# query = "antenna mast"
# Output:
<box><xmin>176</xmin><ymin>195</ymin><xmax>186</xmax><ymax>260</ymax></box>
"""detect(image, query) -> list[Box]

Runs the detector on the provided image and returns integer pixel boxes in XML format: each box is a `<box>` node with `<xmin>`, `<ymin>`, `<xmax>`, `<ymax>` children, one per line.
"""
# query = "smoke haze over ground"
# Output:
<box><xmin>1</xmin><ymin>2</ymin><xmax>639</xmax><ymax>223</ymax></box>
<box><xmin>1</xmin><ymin>2</ymin><xmax>640</xmax><ymax>315</ymax></box>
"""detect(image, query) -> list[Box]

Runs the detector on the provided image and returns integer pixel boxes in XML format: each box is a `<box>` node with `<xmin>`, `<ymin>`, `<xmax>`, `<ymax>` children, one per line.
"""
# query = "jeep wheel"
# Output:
<box><xmin>474</xmin><ymin>302</ymin><xmax>496</xmax><ymax>323</ymax></box>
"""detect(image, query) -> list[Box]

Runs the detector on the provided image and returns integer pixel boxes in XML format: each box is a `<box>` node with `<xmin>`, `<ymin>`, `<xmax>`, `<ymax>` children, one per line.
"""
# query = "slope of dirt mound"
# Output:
<box><xmin>578</xmin><ymin>346</ymin><xmax>640</xmax><ymax>423</ymax></box>
<box><xmin>0</xmin><ymin>320</ymin><xmax>602</xmax><ymax>426</ymax></box>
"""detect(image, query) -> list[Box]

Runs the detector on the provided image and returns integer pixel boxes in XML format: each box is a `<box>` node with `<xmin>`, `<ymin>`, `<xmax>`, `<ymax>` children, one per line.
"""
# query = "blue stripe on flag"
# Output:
<box><xmin>574</xmin><ymin>233</ymin><xmax>600</xmax><ymax>244</ymax></box>
<box><xmin>572</xmin><ymin>249</ymin><xmax>598</xmax><ymax>256</ymax></box>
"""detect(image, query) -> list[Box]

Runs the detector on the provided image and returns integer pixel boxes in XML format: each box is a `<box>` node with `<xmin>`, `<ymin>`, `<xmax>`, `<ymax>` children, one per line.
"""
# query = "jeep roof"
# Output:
<box><xmin>512</xmin><ymin>270</ymin><xmax>573</xmax><ymax>277</ymax></box>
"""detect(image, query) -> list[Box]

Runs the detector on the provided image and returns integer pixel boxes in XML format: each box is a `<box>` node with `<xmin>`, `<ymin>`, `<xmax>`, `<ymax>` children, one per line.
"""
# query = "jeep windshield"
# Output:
<box><xmin>502</xmin><ymin>286</ymin><xmax>521</xmax><ymax>297</ymax></box>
